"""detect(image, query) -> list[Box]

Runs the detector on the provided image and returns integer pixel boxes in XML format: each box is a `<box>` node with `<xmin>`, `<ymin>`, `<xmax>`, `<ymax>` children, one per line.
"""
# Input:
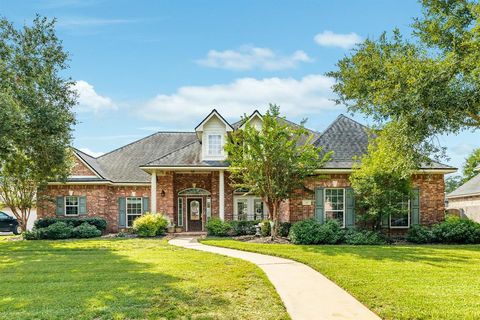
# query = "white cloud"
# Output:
<box><xmin>74</xmin><ymin>80</ymin><xmax>117</xmax><ymax>113</ymax></box>
<box><xmin>139</xmin><ymin>74</ymin><xmax>337</xmax><ymax>122</ymax></box>
<box><xmin>314</xmin><ymin>31</ymin><xmax>362</xmax><ymax>49</ymax></box>
<box><xmin>197</xmin><ymin>46</ymin><xmax>313</xmax><ymax>71</ymax></box>
<box><xmin>78</xmin><ymin>148</ymin><xmax>105</xmax><ymax>158</ymax></box>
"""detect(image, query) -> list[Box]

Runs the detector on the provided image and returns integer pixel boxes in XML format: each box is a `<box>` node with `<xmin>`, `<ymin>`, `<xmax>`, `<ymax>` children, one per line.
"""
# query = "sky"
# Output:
<box><xmin>1</xmin><ymin>0</ymin><xmax>477</xmax><ymax>172</ymax></box>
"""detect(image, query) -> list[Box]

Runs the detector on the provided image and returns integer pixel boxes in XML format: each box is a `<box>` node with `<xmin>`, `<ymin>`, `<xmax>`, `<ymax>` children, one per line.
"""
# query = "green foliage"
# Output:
<box><xmin>133</xmin><ymin>213</ymin><xmax>169</xmax><ymax>237</ymax></box>
<box><xmin>350</xmin><ymin>122</ymin><xmax>413</xmax><ymax>229</ymax></box>
<box><xmin>328</xmin><ymin>0</ymin><xmax>480</xmax><ymax>164</ymax></box>
<box><xmin>343</xmin><ymin>229</ymin><xmax>387</xmax><ymax>245</ymax></box>
<box><xmin>278</xmin><ymin>222</ymin><xmax>292</xmax><ymax>238</ymax></box>
<box><xmin>225</xmin><ymin>104</ymin><xmax>331</xmax><ymax>237</ymax></box>
<box><xmin>462</xmin><ymin>148</ymin><xmax>480</xmax><ymax>183</ymax></box>
<box><xmin>0</xmin><ymin>16</ymin><xmax>76</xmax><ymax>231</ymax></box>
<box><xmin>259</xmin><ymin>220</ymin><xmax>271</xmax><ymax>237</ymax></box>
<box><xmin>445</xmin><ymin>175</ymin><xmax>463</xmax><ymax>193</ymax></box>
<box><xmin>72</xmin><ymin>223</ymin><xmax>102</xmax><ymax>238</ymax></box>
<box><xmin>230</xmin><ymin>220</ymin><xmax>260</xmax><ymax>236</ymax></box>
<box><xmin>290</xmin><ymin>219</ymin><xmax>344</xmax><ymax>245</ymax></box>
<box><xmin>39</xmin><ymin>222</ymin><xmax>74</xmax><ymax>240</ymax></box>
<box><xmin>205</xmin><ymin>218</ymin><xmax>232</xmax><ymax>236</ymax></box>
<box><xmin>23</xmin><ymin>229</ymin><xmax>41</xmax><ymax>240</ymax></box>
<box><xmin>406</xmin><ymin>225</ymin><xmax>434</xmax><ymax>244</ymax></box>
<box><xmin>431</xmin><ymin>215</ymin><xmax>480</xmax><ymax>244</ymax></box>
<box><xmin>34</xmin><ymin>217</ymin><xmax>107</xmax><ymax>231</ymax></box>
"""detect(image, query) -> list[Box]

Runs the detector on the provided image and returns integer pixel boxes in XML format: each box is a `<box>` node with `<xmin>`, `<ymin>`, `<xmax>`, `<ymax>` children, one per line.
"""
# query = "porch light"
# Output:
<box><xmin>161</xmin><ymin>190</ymin><xmax>166</xmax><ymax>197</ymax></box>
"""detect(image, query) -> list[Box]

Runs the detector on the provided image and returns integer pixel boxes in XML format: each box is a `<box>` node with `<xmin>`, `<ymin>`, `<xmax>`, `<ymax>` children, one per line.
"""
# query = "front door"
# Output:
<box><xmin>187</xmin><ymin>198</ymin><xmax>202</xmax><ymax>231</ymax></box>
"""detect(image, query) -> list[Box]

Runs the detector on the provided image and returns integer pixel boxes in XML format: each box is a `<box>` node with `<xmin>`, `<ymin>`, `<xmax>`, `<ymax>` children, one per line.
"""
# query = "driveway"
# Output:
<box><xmin>169</xmin><ymin>237</ymin><xmax>380</xmax><ymax>320</ymax></box>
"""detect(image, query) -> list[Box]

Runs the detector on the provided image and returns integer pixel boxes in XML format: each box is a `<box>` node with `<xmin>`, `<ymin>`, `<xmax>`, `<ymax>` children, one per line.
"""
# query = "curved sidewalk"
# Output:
<box><xmin>169</xmin><ymin>237</ymin><xmax>380</xmax><ymax>320</ymax></box>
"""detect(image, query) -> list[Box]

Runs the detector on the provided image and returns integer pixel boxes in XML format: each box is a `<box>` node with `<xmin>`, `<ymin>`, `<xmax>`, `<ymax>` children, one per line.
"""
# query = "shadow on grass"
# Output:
<box><xmin>0</xmin><ymin>239</ymin><xmax>230</xmax><ymax>319</ymax></box>
<box><xmin>205</xmin><ymin>237</ymin><xmax>480</xmax><ymax>265</ymax></box>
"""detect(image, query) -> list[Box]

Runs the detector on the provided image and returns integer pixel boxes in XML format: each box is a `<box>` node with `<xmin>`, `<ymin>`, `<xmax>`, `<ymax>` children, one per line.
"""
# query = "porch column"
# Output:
<box><xmin>150</xmin><ymin>170</ymin><xmax>157</xmax><ymax>213</ymax></box>
<box><xmin>219</xmin><ymin>170</ymin><xmax>225</xmax><ymax>221</ymax></box>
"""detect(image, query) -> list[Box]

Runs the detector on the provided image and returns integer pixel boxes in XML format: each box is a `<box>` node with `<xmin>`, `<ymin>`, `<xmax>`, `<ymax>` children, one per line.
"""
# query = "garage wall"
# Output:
<box><xmin>2</xmin><ymin>207</ymin><xmax>37</xmax><ymax>231</ymax></box>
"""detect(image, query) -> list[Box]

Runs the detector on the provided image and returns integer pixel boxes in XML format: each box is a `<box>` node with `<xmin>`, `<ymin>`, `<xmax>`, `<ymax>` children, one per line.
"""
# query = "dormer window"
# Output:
<box><xmin>208</xmin><ymin>134</ymin><xmax>222</xmax><ymax>156</ymax></box>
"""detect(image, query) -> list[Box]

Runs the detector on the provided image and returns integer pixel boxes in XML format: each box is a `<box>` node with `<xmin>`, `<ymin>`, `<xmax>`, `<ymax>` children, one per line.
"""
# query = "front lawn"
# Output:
<box><xmin>202</xmin><ymin>239</ymin><xmax>480</xmax><ymax>320</ymax></box>
<box><xmin>0</xmin><ymin>238</ymin><xmax>288</xmax><ymax>320</ymax></box>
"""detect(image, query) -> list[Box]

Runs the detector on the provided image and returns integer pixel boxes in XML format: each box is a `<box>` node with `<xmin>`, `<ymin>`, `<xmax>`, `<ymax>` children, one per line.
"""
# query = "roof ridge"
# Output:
<box><xmin>314</xmin><ymin>113</ymin><xmax>368</xmax><ymax>145</ymax></box>
<box><xmin>143</xmin><ymin>140</ymin><xmax>199</xmax><ymax>166</ymax></box>
<box><xmin>98</xmin><ymin>131</ymin><xmax>196</xmax><ymax>158</ymax></box>
<box><xmin>72</xmin><ymin>148</ymin><xmax>105</xmax><ymax>179</ymax></box>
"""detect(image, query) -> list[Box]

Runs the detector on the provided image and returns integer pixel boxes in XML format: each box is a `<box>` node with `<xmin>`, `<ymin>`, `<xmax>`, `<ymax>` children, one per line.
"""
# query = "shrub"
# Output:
<box><xmin>230</xmin><ymin>220</ymin><xmax>260</xmax><ymax>236</ymax></box>
<box><xmin>41</xmin><ymin>222</ymin><xmax>74</xmax><ymax>239</ymax></box>
<box><xmin>23</xmin><ymin>229</ymin><xmax>41</xmax><ymax>240</ymax></box>
<box><xmin>315</xmin><ymin>220</ymin><xmax>344</xmax><ymax>244</ymax></box>
<box><xmin>406</xmin><ymin>225</ymin><xmax>433</xmax><ymax>244</ymax></box>
<box><xmin>260</xmin><ymin>220</ymin><xmax>271</xmax><ymax>237</ymax></box>
<box><xmin>73</xmin><ymin>223</ymin><xmax>102</xmax><ymax>238</ymax></box>
<box><xmin>289</xmin><ymin>219</ymin><xmax>322</xmax><ymax>244</ymax></box>
<box><xmin>343</xmin><ymin>229</ymin><xmax>387</xmax><ymax>245</ymax></box>
<box><xmin>133</xmin><ymin>213</ymin><xmax>169</xmax><ymax>237</ymax></box>
<box><xmin>278</xmin><ymin>222</ymin><xmax>292</xmax><ymax>238</ymax></box>
<box><xmin>206</xmin><ymin>218</ymin><xmax>232</xmax><ymax>236</ymax></box>
<box><xmin>34</xmin><ymin>217</ymin><xmax>107</xmax><ymax>231</ymax></box>
<box><xmin>432</xmin><ymin>216</ymin><xmax>480</xmax><ymax>244</ymax></box>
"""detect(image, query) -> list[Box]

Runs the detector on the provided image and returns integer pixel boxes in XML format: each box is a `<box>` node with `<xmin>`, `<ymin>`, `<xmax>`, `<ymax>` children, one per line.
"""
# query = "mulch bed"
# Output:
<box><xmin>233</xmin><ymin>235</ymin><xmax>291</xmax><ymax>244</ymax></box>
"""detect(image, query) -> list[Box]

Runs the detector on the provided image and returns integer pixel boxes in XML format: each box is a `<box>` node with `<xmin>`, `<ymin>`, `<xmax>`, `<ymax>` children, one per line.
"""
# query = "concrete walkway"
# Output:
<box><xmin>169</xmin><ymin>237</ymin><xmax>380</xmax><ymax>320</ymax></box>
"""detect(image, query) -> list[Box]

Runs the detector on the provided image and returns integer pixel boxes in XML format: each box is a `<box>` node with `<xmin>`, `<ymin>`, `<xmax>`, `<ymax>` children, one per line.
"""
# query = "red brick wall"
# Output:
<box><xmin>38</xmin><ymin>185</ymin><xmax>150</xmax><ymax>232</ymax></box>
<box><xmin>72</xmin><ymin>157</ymin><xmax>97</xmax><ymax>176</ymax></box>
<box><xmin>288</xmin><ymin>173</ymin><xmax>446</xmax><ymax>226</ymax></box>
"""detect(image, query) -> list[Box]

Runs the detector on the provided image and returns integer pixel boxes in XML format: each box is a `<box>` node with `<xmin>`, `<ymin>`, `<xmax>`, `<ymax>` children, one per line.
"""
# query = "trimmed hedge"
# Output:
<box><xmin>206</xmin><ymin>218</ymin><xmax>232</xmax><ymax>236</ymax></box>
<box><xmin>35</xmin><ymin>217</ymin><xmax>107</xmax><ymax>231</ymax></box>
<box><xmin>278</xmin><ymin>222</ymin><xmax>292</xmax><ymax>238</ymax></box>
<box><xmin>132</xmin><ymin>213</ymin><xmax>169</xmax><ymax>237</ymax></box>
<box><xmin>406</xmin><ymin>225</ymin><xmax>433</xmax><ymax>244</ymax></box>
<box><xmin>230</xmin><ymin>220</ymin><xmax>260</xmax><ymax>236</ymax></box>
<box><xmin>406</xmin><ymin>216</ymin><xmax>480</xmax><ymax>244</ymax></box>
<box><xmin>73</xmin><ymin>223</ymin><xmax>102</xmax><ymax>238</ymax></box>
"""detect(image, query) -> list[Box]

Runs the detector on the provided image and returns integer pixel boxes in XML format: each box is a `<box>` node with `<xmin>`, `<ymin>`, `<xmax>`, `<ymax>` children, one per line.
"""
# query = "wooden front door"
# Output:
<box><xmin>187</xmin><ymin>198</ymin><xmax>202</xmax><ymax>231</ymax></box>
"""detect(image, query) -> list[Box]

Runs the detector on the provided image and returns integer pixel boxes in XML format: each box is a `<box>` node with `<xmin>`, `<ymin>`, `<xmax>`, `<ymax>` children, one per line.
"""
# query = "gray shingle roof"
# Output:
<box><xmin>73</xmin><ymin>113</ymin><xmax>455</xmax><ymax>184</ymax></box>
<box><xmin>448</xmin><ymin>174</ymin><xmax>480</xmax><ymax>197</ymax></box>
<box><xmin>143</xmin><ymin>141</ymin><xmax>229</xmax><ymax>167</ymax></box>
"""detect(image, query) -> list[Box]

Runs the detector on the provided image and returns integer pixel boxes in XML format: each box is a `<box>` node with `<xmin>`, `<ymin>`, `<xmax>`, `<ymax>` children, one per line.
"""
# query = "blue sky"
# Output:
<box><xmin>1</xmin><ymin>0</ymin><xmax>477</xmax><ymax>172</ymax></box>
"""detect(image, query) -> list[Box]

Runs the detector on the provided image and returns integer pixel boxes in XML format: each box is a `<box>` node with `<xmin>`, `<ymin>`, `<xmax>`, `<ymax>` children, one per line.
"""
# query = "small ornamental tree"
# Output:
<box><xmin>350</xmin><ymin>122</ymin><xmax>413</xmax><ymax>229</ymax></box>
<box><xmin>224</xmin><ymin>104</ymin><xmax>331</xmax><ymax>237</ymax></box>
<box><xmin>462</xmin><ymin>148</ymin><xmax>480</xmax><ymax>183</ymax></box>
<box><xmin>0</xmin><ymin>16</ymin><xmax>76</xmax><ymax>231</ymax></box>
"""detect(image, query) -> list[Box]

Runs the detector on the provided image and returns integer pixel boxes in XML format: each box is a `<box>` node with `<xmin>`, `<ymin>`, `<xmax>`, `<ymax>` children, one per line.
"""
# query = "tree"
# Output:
<box><xmin>462</xmin><ymin>148</ymin><xmax>480</xmax><ymax>183</ymax></box>
<box><xmin>0</xmin><ymin>16</ymin><xmax>76</xmax><ymax>231</ymax></box>
<box><xmin>350</xmin><ymin>122</ymin><xmax>413</xmax><ymax>229</ymax></box>
<box><xmin>445</xmin><ymin>175</ymin><xmax>463</xmax><ymax>193</ymax></box>
<box><xmin>224</xmin><ymin>104</ymin><xmax>331</xmax><ymax>237</ymax></box>
<box><xmin>328</xmin><ymin>0</ymin><xmax>479</xmax><ymax>161</ymax></box>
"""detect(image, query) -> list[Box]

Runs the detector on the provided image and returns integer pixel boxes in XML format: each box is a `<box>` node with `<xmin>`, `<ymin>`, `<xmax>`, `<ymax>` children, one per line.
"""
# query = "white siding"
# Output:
<box><xmin>201</xmin><ymin>116</ymin><xmax>227</xmax><ymax>161</ymax></box>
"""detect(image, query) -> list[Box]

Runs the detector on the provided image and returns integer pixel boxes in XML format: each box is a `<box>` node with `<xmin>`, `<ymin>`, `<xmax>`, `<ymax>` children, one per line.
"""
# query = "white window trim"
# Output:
<box><xmin>177</xmin><ymin>197</ymin><xmax>184</xmax><ymax>227</ymax></box>
<box><xmin>390</xmin><ymin>199</ymin><xmax>411</xmax><ymax>229</ymax></box>
<box><xmin>233</xmin><ymin>196</ymin><xmax>266</xmax><ymax>221</ymax></box>
<box><xmin>324</xmin><ymin>188</ymin><xmax>346</xmax><ymax>228</ymax></box>
<box><xmin>64</xmin><ymin>196</ymin><xmax>79</xmax><ymax>216</ymax></box>
<box><xmin>207</xmin><ymin>133</ymin><xmax>223</xmax><ymax>156</ymax></box>
<box><xmin>126</xmin><ymin>197</ymin><xmax>143</xmax><ymax>228</ymax></box>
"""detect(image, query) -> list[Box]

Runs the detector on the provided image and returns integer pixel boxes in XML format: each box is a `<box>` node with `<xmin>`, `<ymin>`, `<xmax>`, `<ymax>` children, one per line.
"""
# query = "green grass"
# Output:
<box><xmin>202</xmin><ymin>239</ymin><xmax>480</xmax><ymax>320</ymax></box>
<box><xmin>0</xmin><ymin>238</ymin><xmax>289</xmax><ymax>320</ymax></box>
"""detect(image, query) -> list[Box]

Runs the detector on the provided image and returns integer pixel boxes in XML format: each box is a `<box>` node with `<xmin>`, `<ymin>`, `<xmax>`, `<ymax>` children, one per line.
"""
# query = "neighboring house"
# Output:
<box><xmin>447</xmin><ymin>165</ymin><xmax>480</xmax><ymax>222</ymax></box>
<box><xmin>37</xmin><ymin>110</ymin><xmax>456</xmax><ymax>233</ymax></box>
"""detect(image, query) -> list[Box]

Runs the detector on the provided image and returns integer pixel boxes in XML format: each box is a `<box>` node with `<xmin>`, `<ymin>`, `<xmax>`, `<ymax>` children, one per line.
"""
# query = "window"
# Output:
<box><xmin>65</xmin><ymin>196</ymin><xmax>79</xmax><ymax>216</ymax></box>
<box><xmin>177</xmin><ymin>198</ymin><xmax>184</xmax><ymax>227</ymax></box>
<box><xmin>390</xmin><ymin>199</ymin><xmax>410</xmax><ymax>228</ymax></box>
<box><xmin>126</xmin><ymin>197</ymin><xmax>142</xmax><ymax>227</ymax></box>
<box><xmin>254</xmin><ymin>199</ymin><xmax>265</xmax><ymax>220</ymax></box>
<box><xmin>234</xmin><ymin>197</ymin><xmax>266</xmax><ymax>221</ymax></box>
<box><xmin>208</xmin><ymin>134</ymin><xmax>222</xmax><ymax>156</ymax></box>
<box><xmin>0</xmin><ymin>212</ymin><xmax>9</xmax><ymax>219</ymax></box>
<box><xmin>324</xmin><ymin>188</ymin><xmax>345</xmax><ymax>227</ymax></box>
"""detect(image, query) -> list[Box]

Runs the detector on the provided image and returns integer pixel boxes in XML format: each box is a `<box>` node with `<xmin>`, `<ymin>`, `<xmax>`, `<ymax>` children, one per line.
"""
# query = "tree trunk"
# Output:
<box><xmin>270</xmin><ymin>202</ymin><xmax>279</xmax><ymax>239</ymax></box>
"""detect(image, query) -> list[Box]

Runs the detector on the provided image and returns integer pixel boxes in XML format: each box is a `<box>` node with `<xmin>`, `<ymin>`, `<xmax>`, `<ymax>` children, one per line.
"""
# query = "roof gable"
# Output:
<box><xmin>448</xmin><ymin>174</ymin><xmax>480</xmax><ymax>198</ymax></box>
<box><xmin>195</xmin><ymin>109</ymin><xmax>233</xmax><ymax>132</ymax></box>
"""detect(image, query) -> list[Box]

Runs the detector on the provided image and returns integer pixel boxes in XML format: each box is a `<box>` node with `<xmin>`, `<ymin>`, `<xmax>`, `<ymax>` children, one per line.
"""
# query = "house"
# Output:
<box><xmin>37</xmin><ymin>110</ymin><xmax>456</xmax><ymax>233</ymax></box>
<box><xmin>447</xmin><ymin>165</ymin><xmax>480</xmax><ymax>222</ymax></box>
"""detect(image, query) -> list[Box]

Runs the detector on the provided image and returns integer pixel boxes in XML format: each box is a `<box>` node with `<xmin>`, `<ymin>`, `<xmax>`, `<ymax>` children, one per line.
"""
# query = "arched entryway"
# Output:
<box><xmin>177</xmin><ymin>188</ymin><xmax>211</xmax><ymax>232</ymax></box>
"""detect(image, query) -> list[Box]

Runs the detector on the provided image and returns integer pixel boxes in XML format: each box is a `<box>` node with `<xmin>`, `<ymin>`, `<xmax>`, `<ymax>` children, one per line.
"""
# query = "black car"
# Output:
<box><xmin>0</xmin><ymin>211</ymin><xmax>22</xmax><ymax>234</ymax></box>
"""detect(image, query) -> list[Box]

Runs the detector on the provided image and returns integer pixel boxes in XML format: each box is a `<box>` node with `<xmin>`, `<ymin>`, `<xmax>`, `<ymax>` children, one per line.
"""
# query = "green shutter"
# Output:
<box><xmin>118</xmin><ymin>197</ymin><xmax>126</xmax><ymax>228</ymax></box>
<box><xmin>56</xmin><ymin>197</ymin><xmax>64</xmax><ymax>216</ymax></box>
<box><xmin>345</xmin><ymin>188</ymin><xmax>355</xmax><ymax>228</ymax></box>
<box><xmin>142</xmin><ymin>197</ymin><xmax>149</xmax><ymax>214</ymax></box>
<box><xmin>411</xmin><ymin>188</ymin><xmax>420</xmax><ymax>225</ymax></box>
<box><xmin>382</xmin><ymin>213</ymin><xmax>390</xmax><ymax>228</ymax></box>
<box><xmin>79</xmin><ymin>196</ymin><xmax>87</xmax><ymax>215</ymax></box>
<box><xmin>315</xmin><ymin>187</ymin><xmax>324</xmax><ymax>224</ymax></box>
